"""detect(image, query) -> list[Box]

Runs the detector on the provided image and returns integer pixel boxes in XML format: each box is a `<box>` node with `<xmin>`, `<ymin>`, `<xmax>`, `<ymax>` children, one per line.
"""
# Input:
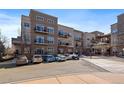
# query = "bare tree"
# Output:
<box><xmin>0</xmin><ymin>30</ymin><xmax>8</xmax><ymax>61</ymax></box>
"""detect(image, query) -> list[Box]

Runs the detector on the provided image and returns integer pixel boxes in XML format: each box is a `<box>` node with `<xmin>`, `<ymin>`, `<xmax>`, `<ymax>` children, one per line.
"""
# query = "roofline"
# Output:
<box><xmin>30</xmin><ymin>9</ymin><xmax>58</xmax><ymax>19</ymax></box>
<box><xmin>73</xmin><ymin>29</ymin><xmax>83</xmax><ymax>33</ymax></box>
<box><xmin>110</xmin><ymin>23</ymin><xmax>117</xmax><ymax>26</ymax></box>
<box><xmin>58</xmin><ymin>24</ymin><xmax>74</xmax><ymax>29</ymax></box>
<box><xmin>117</xmin><ymin>13</ymin><xmax>124</xmax><ymax>17</ymax></box>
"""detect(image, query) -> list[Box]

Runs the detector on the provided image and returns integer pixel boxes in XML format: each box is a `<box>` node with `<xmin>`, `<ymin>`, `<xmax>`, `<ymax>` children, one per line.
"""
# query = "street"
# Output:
<box><xmin>0</xmin><ymin>58</ymin><xmax>107</xmax><ymax>83</ymax></box>
<box><xmin>1</xmin><ymin>56</ymin><xmax>124</xmax><ymax>83</ymax></box>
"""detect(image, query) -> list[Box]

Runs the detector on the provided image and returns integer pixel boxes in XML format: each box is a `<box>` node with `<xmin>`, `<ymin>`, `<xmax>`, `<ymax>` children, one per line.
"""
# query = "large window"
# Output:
<box><xmin>47</xmin><ymin>27</ymin><xmax>54</xmax><ymax>34</ymax></box>
<box><xmin>47</xmin><ymin>36</ymin><xmax>54</xmax><ymax>44</ymax></box>
<box><xmin>74</xmin><ymin>36</ymin><xmax>81</xmax><ymax>41</ymax></box>
<box><xmin>35</xmin><ymin>24</ymin><xmax>45</xmax><ymax>32</ymax></box>
<box><xmin>23</xmin><ymin>23</ymin><xmax>30</xmax><ymax>29</ymax></box>
<box><xmin>35</xmin><ymin>48</ymin><xmax>44</xmax><ymax>54</ymax></box>
<box><xmin>112</xmin><ymin>29</ymin><xmax>118</xmax><ymax>34</ymax></box>
<box><xmin>47</xmin><ymin>19</ymin><xmax>55</xmax><ymax>24</ymax></box>
<box><xmin>47</xmin><ymin>47</ymin><xmax>54</xmax><ymax>53</ymax></box>
<box><xmin>36</xmin><ymin>16</ymin><xmax>44</xmax><ymax>21</ymax></box>
<box><xmin>58</xmin><ymin>40</ymin><xmax>69</xmax><ymax>45</ymax></box>
<box><xmin>35</xmin><ymin>36</ymin><xmax>44</xmax><ymax>44</ymax></box>
<box><xmin>58</xmin><ymin>30</ymin><xmax>70</xmax><ymax>36</ymax></box>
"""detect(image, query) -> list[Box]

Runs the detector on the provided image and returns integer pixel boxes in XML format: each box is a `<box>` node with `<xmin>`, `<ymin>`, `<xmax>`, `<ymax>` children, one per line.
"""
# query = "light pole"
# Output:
<box><xmin>90</xmin><ymin>44</ymin><xmax>93</xmax><ymax>59</ymax></box>
<box><xmin>90</xmin><ymin>38</ymin><xmax>96</xmax><ymax>59</ymax></box>
<box><xmin>122</xmin><ymin>48</ymin><xmax>124</xmax><ymax>56</ymax></box>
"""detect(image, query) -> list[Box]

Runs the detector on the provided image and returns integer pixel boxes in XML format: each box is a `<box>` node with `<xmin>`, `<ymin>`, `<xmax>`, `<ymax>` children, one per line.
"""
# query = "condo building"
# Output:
<box><xmin>83</xmin><ymin>32</ymin><xmax>95</xmax><ymax>53</ymax></box>
<box><xmin>111</xmin><ymin>23</ymin><xmax>118</xmax><ymax>55</ymax></box>
<box><xmin>94</xmin><ymin>34</ymin><xmax>111</xmax><ymax>56</ymax></box>
<box><xmin>73</xmin><ymin>29</ymin><xmax>83</xmax><ymax>55</ymax></box>
<box><xmin>117</xmin><ymin>13</ymin><xmax>124</xmax><ymax>55</ymax></box>
<box><xmin>12</xmin><ymin>9</ymin><xmax>84</xmax><ymax>58</ymax></box>
<box><xmin>13</xmin><ymin>9</ymin><xmax>114</xmax><ymax>58</ymax></box>
<box><xmin>82</xmin><ymin>31</ymin><xmax>111</xmax><ymax>56</ymax></box>
<box><xmin>111</xmin><ymin>13</ymin><xmax>124</xmax><ymax>56</ymax></box>
<box><xmin>58</xmin><ymin>24</ymin><xmax>74</xmax><ymax>54</ymax></box>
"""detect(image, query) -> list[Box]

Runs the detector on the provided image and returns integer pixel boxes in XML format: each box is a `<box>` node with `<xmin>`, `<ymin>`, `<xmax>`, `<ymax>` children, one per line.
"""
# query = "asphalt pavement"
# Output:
<box><xmin>0</xmin><ymin>59</ymin><xmax>107</xmax><ymax>83</ymax></box>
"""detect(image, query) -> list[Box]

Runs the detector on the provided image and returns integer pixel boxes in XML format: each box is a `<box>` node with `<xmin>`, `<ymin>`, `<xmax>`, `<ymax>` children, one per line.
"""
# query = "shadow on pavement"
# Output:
<box><xmin>0</xmin><ymin>59</ymin><xmax>64</xmax><ymax>69</ymax></box>
<box><xmin>0</xmin><ymin>60</ymin><xmax>39</xmax><ymax>69</ymax></box>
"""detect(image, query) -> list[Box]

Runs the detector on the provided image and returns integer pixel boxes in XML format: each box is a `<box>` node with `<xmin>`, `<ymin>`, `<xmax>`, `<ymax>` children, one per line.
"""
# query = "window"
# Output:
<box><xmin>58</xmin><ymin>30</ymin><xmax>69</xmax><ymax>36</ymax></box>
<box><xmin>35</xmin><ymin>36</ymin><xmax>44</xmax><ymax>44</ymax></box>
<box><xmin>23</xmin><ymin>23</ymin><xmax>30</xmax><ymax>29</ymax></box>
<box><xmin>112</xmin><ymin>29</ymin><xmax>118</xmax><ymax>34</ymax></box>
<box><xmin>36</xmin><ymin>16</ymin><xmax>44</xmax><ymax>21</ymax></box>
<box><xmin>35</xmin><ymin>24</ymin><xmax>44</xmax><ymax>32</ymax></box>
<box><xmin>23</xmin><ymin>32</ymin><xmax>30</xmax><ymax>43</ymax></box>
<box><xmin>58</xmin><ymin>40</ymin><xmax>69</xmax><ymax>45</ymax></box>
<box><xmin>35</xmin><ymin>48</ymin><xmax>44</xmax><ymax>54</ymax></box>
<box><xmin>75</xmin><ymin>36</ymin><xmax>81</xmax><ymax>41</ymax></box>
<box><xmin>47</xmin><ymin>27</ymin><xmax>54</xmax><ymax>34</ymax></box>
<box><xmin>47</xmin><ymin>47</ymin><xmax>54</xmax><ymax>53</ymax></box>
<box><xmin>47</xmin><ymin>19</ymin><xmax>55</xmax><ymax>24</ymax></box>
<box><xmin>47</xmin><ymin>36</ymin><xmax>54</xmax><ymax>44</ymax></box>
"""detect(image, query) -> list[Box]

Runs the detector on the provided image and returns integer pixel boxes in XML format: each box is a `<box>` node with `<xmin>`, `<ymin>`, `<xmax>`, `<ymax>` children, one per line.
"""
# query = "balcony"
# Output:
<box><xmin>58</xmin><ymin>32</ymin><xmax>71</xmax><ymax>38</ymax></box>
<box><xmin>12</xmin><ymin>38</ymin><xmax>21</xmax><ymax>44</ymax></box>
<box><xmin>74</xmin><ymin>37</ymin><xmax>81</xmax><ymax>42</ymax></box>
<box><xmin>100</xmin><ymin>40</ymin><xmax>110</xmax><ymax>44</ymax></box>
<box><xmin>58</xmin><ymin>42</ymin><xmax>70</xmax><ymax>46</ymax></box>
<box><xmin>34</xmin><ymin>27</ymin><xmax>48</xmax><ymax>34</ymax></box>
<box><xmin>34</xmin><ymin>39</ymin><xmax>48</xmax><ymax>45</ymax></box>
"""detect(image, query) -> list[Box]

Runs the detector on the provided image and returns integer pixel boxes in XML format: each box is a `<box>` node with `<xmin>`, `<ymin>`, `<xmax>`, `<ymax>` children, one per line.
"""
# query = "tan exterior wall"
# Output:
<box><xmin>58</xmin><ymin>24</ymin><xmax>74</xmax><ymax>54</ymax></box>
<box><xmin>117</xmin><ymin>14</ymin><xmax>124</xmax><ymax>54</ymax></box>
<box><xmin>111</xmin><ymin>23</ymin><xmax>118</xmax><ymax>53</ymax></box>
<box><xmin>73</xmin><ymin>30</ymin><xmax>83</xmax><ymax>54</ymax></box>
<box><xmin>83</xmin><ymin>32</ymin><xmax>95</xmax><ymax>48</ymax></box>
<box><xmin>29</xmin><ymin>9</ymin><xmax>58</xmax><ymax>56</ymax></box>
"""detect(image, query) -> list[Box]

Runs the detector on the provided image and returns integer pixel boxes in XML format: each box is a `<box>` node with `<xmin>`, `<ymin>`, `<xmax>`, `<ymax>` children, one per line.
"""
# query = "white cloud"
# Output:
<box><xmin>0</xmin><ymin>13</ymin><xmax>20</xmax><ymax>46</ymax></box>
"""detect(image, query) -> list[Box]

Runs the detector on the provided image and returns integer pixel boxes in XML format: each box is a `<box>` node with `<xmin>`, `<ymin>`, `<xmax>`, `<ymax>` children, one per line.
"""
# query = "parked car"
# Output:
<box><xmin>54</xmin><ymin>54</ymin><xmax>66</xmax><ymax>62</ymax></box>
<box><xmin>32</xmin><ymin>55</ymin><xmax>43</xmax><ymax>63</ymax></box>
<box><xmin>71</xmin><ymin>53</ymin><xmax>79</xmax><ymax>60</ymax></box>
<box><xmin>65</xmin><ymin>53</ymin><xmax>79</xmax><ymax>60</ymax></box>
<box><xmin>16</xmin><ymin>55</ymin><xmax>28</xmax><ymax>66</ymax></box>
<box><xmin>42</xmin><ymin>55</ymin><xmax>56</xmax><ymax>62</ymax></box>
<box><xmin>65</xmin><ymin>54</ymin><xmax>72</xmax><ymax>60</ymax></box>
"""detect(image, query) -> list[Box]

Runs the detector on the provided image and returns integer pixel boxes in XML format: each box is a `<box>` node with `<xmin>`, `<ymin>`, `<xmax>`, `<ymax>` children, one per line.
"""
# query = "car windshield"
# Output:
<box><xmin>34</xmin><ymin>56</ymin><xmax>41</xmax><ymax>58</ymax></box>
<box><xmin>48</xmin><ymin>56</ymin><xmax>53</xmax><ymax>58</ymax></box>
<box><xmin>58</xmin><ymin>55</ymin><xmax>65</xmax><ymax>57</ymax></box>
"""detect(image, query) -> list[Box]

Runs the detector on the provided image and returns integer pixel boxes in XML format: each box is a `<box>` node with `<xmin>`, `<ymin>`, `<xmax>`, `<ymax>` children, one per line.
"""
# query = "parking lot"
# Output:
<box><xmin>0</xmin><ymin>58</ymin><xmax>108</xmax><ymax>83</ymax></box>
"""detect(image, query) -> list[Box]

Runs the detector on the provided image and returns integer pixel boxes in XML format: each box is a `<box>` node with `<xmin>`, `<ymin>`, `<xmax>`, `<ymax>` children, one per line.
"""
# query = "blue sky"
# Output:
<box><xmin>0</xmin><ymin>9</ymin><xmax>124</xmax><ymax>46</ymax></box>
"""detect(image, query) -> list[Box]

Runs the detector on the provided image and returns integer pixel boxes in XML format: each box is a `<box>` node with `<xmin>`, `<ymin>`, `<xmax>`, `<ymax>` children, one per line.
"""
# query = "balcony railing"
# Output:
<box><xmin>58</xmin><ymin>32</ymin><xmax>71</xmax><ymax>38</ymax></box>
<box><xmin>34</xmin><ymin>27</ymin><xmax>48</xmax><ymax>34</ymax></box>
<box><xmin>34</xmin><ymin>40</ymin><xmax>55</xmax><ymax>45</ymax></box>
<box><xmin>58</xmin><ymin>42</ymin><xmax>70</xmax><ymax>46</ymax></box>
<box><xmin>74</xmin><ymin>38</ymin><xmax>81</xmax><ymax>42</ymax></box>
<box><xmin>12</xmin><ymin>38</ymin><xmax>21</xmax><ymax>44</ymax></box>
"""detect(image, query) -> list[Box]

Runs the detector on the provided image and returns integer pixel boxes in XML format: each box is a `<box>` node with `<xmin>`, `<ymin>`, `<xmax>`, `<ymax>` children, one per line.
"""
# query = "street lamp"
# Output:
<box><xmin>90</xmin><ymin>44</ymin><xmax>93</xmax><ymax>59</ymax></box>
<box><xmin>122</xmin><ymin>48</ymin><xmax>124</xmax><ymax>56</ymax></box>
<box><xmin>90</xmin><ymin>38</ymin><xmax>96</xmax><ymax>59</ymax></box>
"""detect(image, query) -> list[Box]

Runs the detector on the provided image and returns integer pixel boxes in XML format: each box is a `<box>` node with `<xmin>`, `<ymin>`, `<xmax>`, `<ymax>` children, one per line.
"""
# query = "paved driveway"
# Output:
<box><xmin>0</xmin><ymin>59</ymin><xmax>107</xmax><ymax>83</ymax></box>
<box><xmin>82</xmin><ymin>56</ymin><xmax>124</xmax><ymax>73</ymax></box>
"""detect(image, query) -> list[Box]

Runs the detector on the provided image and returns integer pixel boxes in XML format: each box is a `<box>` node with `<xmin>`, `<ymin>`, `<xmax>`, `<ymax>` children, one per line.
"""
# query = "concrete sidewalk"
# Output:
<box><xmin>12</xmin><ymin>72</ymin><xmax>124</xmax><ymax>84</ymax></box>
<box><xmin>82</xmin><ymin>56</ymin><xmax>124</xmax><ymax>73</ymax></box>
